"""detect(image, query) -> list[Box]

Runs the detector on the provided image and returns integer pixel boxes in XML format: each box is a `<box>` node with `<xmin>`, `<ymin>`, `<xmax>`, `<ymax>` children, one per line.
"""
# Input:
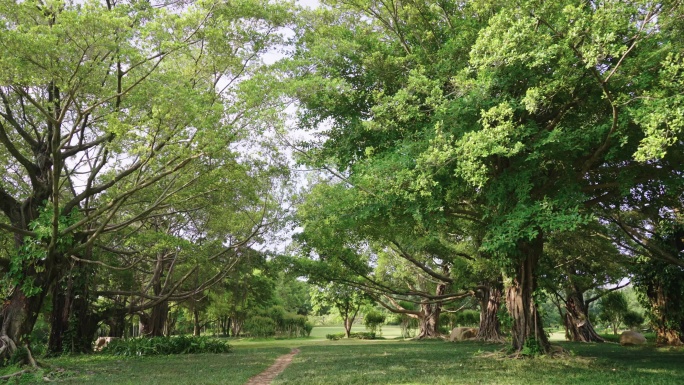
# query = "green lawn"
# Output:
<box><xmin>274</xmin><ymin>340</ymin><xmax>684</xmax><ymax>385</ymax></box>
<box><xmin>7</xmin><ymin>334</ymin><xmax>684</xmax><ymax>384</ymax></box>
<box><xmin>19</xmin><ymin>347</ymin><xmax>290</xmax><ymax>385</ymax></box>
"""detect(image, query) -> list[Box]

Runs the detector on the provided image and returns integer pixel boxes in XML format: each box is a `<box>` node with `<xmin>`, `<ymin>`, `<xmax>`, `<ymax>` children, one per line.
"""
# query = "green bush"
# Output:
<box><xmin>455</xmin><ymin>310</ymin><xmax>480</xmax><ymax>326</ymax></box>
<box><xmin>623</xmin><ymin>310</ymin><xmax>645</xmax><ymax>329</ymax></box>
<box><xmin>244</xmin><ymin>316</ymin><xmax>276</xmax><ymax>337</ymax></box>
<box><xmin>325</xmin><ymin>332</ymin><xmax>376</xmax><ymax>340</ymax></box>
<box><xmin>303</xmin><ymin>321</ymin><xmax>314</xmax><ymax>337</ymax></box>
<box><xmin>363</xmin><ymin>311</ymin><xmax>386</xmax><ymax>335</ymax></box>
<box><xmin>326</xmin><ymin>333</ymin><xmax>344</xmax><ymax>340</ymax></box>
<box><xmin>101</xmin><ymin>336</ymin><xmax>230</xmax><ymax>356</ymax></box>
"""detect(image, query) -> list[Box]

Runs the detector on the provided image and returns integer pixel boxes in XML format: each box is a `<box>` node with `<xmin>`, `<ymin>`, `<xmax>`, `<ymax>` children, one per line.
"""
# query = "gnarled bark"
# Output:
<box><xmin>1</xmin><ymin>286</ymin><xmax>48</xmax><ymax>361</ymax></box>
<box><xmin>505</xmin><ymin>235</ymin><xmax>550</xmax><ymax>354</ymax></box>
<box><xmin>416</xmin><ymin>280</ymin><xmax>446</xmax><ymax>339</ymax></box>
<box><xmin>648</xmin><ymin>283</ymin><xmax>683</xmax><ymax>346</ymax></box>
<box><xmin>477</xmin><ymin>280</ymin><xmax>504</xmax><ymax>342</ymax></box>
<box><xmin>563</xmin><ymin>290</ymin><xmax>604</xmax><ymax>343</ymax></box>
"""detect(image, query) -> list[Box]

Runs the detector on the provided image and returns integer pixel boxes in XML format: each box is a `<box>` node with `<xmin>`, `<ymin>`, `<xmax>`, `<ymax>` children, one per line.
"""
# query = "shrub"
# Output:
<box><xmin>455</xmin><ymin>310</ymin><xmax>480</xmax><ymax>326</ymax></box>
<box><xmin>326</xmin><ymin>333</ymin><xmax>344</xmax><ymax>340</ymax></box>
<box><xmin>303</xmin><ymin>322</ymin><xmax>314</xmax><ymax>337</ymax></box>
<box><xmin>244</xmin><ymin>316</ymin><xmax>276</xmax><ymax>337</ymax></box>
<box><xmin>325</xmin><ymin>332</ymin><xmax>377</xmax><ymax>340</ymax></box>
<box><xmin>623</xmin><ymin>310</ymin><xmax>645</xmax><ymax>329</ymax></box>
<box><xmin>101</xmin><ymin>336</ymin><xmax>230</xmax><ymax>356</ymax></box>
<box><xmin>363</xmin><ymin>311</ymin><xmax>386</xmax><ymax>335</ymax></box>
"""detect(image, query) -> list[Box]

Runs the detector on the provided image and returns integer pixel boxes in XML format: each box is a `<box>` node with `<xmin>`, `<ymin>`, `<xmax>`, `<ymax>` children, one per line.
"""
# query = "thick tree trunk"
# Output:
<box><xmin>563</xmin><ymin>290</ymin><xmax>604</xmax><ymax>342</ymax></box>
<box><xmin>648</xmin><ymin>284</ymin><xmax>683</xmax><ymax>345</ymax></box>
<box><xmin>48</xmin><ymin>281</ymin><xmax>69</xmax><ymax>355</ymax></box>
<box><xmin>477</xmin><ymin>281</ymin><xmax>504</xmax><ymax>342</ymax></box>
<box><xmin>0</xmin><ymin>287</ymin><xmax>46</xmax><ymax>359</ymax></box>
<box><xmin>48</xmin><ymin>261</ymin><xmax>97</xmax><ymax>354</ymax></box>
<box><xmin>416</xmin><ymin>281</ymin><xmax>446</xmax><ymax>339</ymax></box>
<box><xmin>139</xmin><ymin>301</ymin><xmax>169</xmax><ymax>337</ymax></box>
<box><xmin>106</xmin><ymin>311</ymin><xmax>126</xmax><ymax>338</ymax></box>
<box><xmin>505</xmin><ymin>235</ymin><xmax>550</xmax><ymax>354</ymax></box>
<box><xmin>415</xmin><ymin>304</ymin><xmax>441</xmax><ymax>339</ymax></box>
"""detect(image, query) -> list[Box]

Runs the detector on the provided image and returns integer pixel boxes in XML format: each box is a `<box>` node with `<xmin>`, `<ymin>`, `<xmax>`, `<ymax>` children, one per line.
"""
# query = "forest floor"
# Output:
<box><xmin>2</xmin><ymin>327</ymin><xmax>682</xmax><ymax>384</ymax></box>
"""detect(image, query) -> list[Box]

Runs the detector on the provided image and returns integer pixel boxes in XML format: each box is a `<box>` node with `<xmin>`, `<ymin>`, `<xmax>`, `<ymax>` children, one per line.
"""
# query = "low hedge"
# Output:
<box><xmin>325</xmin><ymin>332</ymin><xmax>376</xmax><ymax>340</ymax></box>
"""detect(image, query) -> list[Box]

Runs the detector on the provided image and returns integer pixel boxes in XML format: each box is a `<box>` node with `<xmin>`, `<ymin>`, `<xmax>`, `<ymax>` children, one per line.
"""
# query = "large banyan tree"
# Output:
<box><xmin>286</xmin><ymin>0</ymin><xmax>684</xmax><ymax>353</ymax></box>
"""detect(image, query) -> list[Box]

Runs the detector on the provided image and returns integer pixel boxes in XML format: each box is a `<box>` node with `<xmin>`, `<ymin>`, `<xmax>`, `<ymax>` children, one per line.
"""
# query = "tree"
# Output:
<box><xmin>310</xmin><ymin>283</ymin><xmax>370</xmax><ymax>338</ymax></box>
<box><xmin>0</xmin><ymin>0</ymin><xmax>292</xmax><ymax>360</ymax></box>
<box><xmin>541</xmin><ymin>224</ymin><xmax>630</xmax><ymax>342</ymax></box>
<box><xmin>285</xmin><ymin>0</ymin><xmax>684</xmax><ymax>354</ymax></box>
<box><xmin>598</xmin><ymin>291</ymin><xmax>629</xmax><ymax>336</ymax></box>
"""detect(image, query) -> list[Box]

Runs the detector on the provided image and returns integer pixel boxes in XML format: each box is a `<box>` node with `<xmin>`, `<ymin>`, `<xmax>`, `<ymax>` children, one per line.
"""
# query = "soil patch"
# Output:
<box><xmin>244</xmin><ymin>348</ymin><xmax>300</xmax><ymax>385</ymax></box>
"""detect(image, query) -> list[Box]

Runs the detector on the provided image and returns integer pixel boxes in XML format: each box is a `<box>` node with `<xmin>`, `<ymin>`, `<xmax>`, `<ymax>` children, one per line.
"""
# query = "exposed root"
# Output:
<box><xmin>25</xmin><ymin>344</ymin><xmax>38</xmax><ymax>368</ymax></box>
<box><xmin>475</xmin><ymin>336</ymin><xmax>507</xmax><ymax>344</ymax></box>
<box><xmin>0</xmin><ymin>369</ymin><xmax>32</xmax><ymax>381</ymax></box>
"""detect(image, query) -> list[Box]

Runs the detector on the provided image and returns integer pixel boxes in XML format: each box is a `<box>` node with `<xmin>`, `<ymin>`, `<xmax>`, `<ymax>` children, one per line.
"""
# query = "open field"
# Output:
<box><xmin>4</xmin><ymin>331</ymin><xmax>679</xmax><ymax>385</ymax></box>
<box><xmin>275</xmin><ymin>340</ymin><xmax>684</xmax><ymax>385</ymax></box>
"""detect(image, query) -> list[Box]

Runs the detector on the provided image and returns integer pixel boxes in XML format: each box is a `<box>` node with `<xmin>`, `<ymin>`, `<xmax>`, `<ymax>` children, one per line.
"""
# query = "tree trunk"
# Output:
<box><xmin>415</xmin><ymin>304</ymin><xmax>441</xmax><ymax>339</ymax></box>
<box><xmin>563</xmin><ymin>290</ymin><xmax>604</xmax><ymax>342</ymax></box>
<box><xmin>416</xmin><ymin>281</ymin><xmax>446</xmax><ymax>339</ymax></box>
<box><xmin>140</xmin><ymin>301</ymin><xmax>169</xmax><ymax>337</ymax></box>
<box><xmin>48</xmin><ymin>280</ymin><xmax>69</xmax><ymax>355</ymax></box>
<box><xmin>343</xmin><ymin>317</ymin><xmax>353</xmax><ymax>338</ymax></box>
<box><xmin>48</xmin><ymin>261</ymin><xmax>97</xmax><ymax>354</ymax></box>
<box><xmin>193</xmin><ymin>308</ymin><xmax>201</xmax><ymax>336</ymax></box>
<box><xmin>106</xmin><ymin>311</ymin><xmax>126</xmax><ymax>338</ymax></box>
<box><xmin>230</xmin><ymin>316</ymin><xmax>244</xmax><ymax>337</ymax></box>
<box><xmin>0</xmin><ymin>287</ymin><xmax>46</xmax><ymax>360</ymax></box>
<box><xmin>505</xmin><ymin>235</ymin><xmax>550</xmax><ymax>354</ymax></box>
<box><xmin>649</xmin><ymin>283</ymin><xmax>683</xmax><ymax>345</ymax></box>
<box><xmin>477</xmin><ymin>281</ymin><xmax>504</xmax><ymax>342</ymax></box>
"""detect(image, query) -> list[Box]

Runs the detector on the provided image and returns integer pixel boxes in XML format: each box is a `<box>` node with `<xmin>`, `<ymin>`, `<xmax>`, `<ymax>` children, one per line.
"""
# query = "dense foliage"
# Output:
<box><xmin>102</xmin><ymin>336</ymin><xmax>231</xmax><ymax>356</ymax></box>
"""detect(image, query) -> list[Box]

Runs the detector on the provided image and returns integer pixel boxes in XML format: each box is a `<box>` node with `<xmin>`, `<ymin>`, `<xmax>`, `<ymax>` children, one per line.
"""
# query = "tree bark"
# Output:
<box><xmin>343</xmin><ymin>316</ymin><xmax>353</xmax><ymax>338</ymax></box>
<box><xmin>563</xmin><ymin>289</ymin><xmax>604</xmax><ymax>342</ymax></box>
<box><xmin>48</xmin><ymin>261</ymin><xmax>98</xmax><ymax>354</ymax></box>
<box><xmin>139</xmin><ymin>301</ymin><xmax>169</xmax><ymax>337</ymax></box>
<box><xmin>649</xmin><ymin>283</ymin><xmax>683</xmax><ymax>345</ymax></box>
<box><xmin>505</xmin><ymin>235</ymin><xmax>550</xmax><ymax>354</ymax></box>
<box><xmin>416</xmin><ymin>280</ymin><xmax>446</xmax><ymax>339</ymax></box>
<box><xmin>193</xmin><ymin>307</ymin><xmax>201</xmax><ymax>336</ymax></box>
<box><xmin>477</xmin><ymin>280</ymin><xmax>504</xmax><ymax>342</ymax></box>
<box><xmin>0</xmin><ymin>288</ymin><xmax>46</xmax><ymax>360</ymax></box>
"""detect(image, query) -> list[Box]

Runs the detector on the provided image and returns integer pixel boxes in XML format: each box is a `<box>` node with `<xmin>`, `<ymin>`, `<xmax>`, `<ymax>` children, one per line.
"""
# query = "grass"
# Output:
<box><xmin>7</xmin><ymin>328</ymin><xmax>683</xmax><ymax>384</ymax></box>
<box><xmin>29</xmin><ymin>347</ymin><xmax>290</xmax><ymax>384</ymax></box>
<box><xmin>274</xmin><ymin>340</ymin><xmax>684</xmax><ymax>385</ymax></box>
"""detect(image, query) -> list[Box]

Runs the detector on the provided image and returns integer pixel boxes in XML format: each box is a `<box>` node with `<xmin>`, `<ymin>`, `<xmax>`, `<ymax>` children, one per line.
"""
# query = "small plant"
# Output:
<box><xmin>520</xmin><ymin>337</ymin><xmax>542</xmax><ymax>357</ymax></box>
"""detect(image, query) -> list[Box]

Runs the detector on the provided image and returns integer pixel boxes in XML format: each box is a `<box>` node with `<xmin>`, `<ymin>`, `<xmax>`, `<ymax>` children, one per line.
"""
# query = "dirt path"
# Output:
<box><xmin>244</xmin><ymin>348</ymin><xmax>300</xmax><ymax>385</ymax></box>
